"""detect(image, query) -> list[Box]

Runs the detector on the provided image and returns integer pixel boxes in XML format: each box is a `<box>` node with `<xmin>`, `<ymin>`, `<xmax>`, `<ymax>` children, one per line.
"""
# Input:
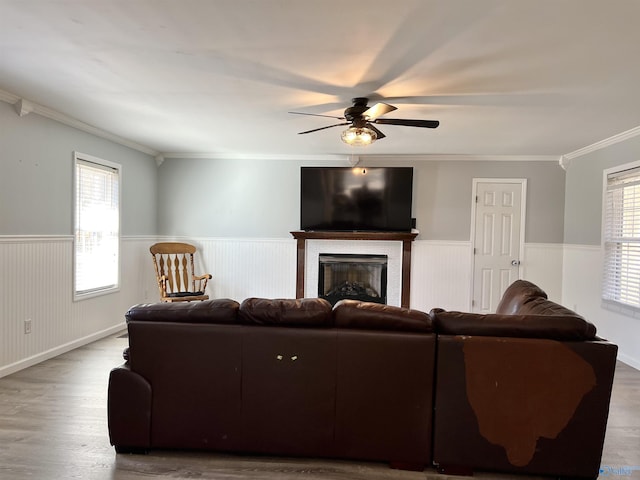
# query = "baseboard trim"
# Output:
<box><xmin>0</xmin><ymin>322</ymin><xmax>126</xmax><ymax>379</ymax></box>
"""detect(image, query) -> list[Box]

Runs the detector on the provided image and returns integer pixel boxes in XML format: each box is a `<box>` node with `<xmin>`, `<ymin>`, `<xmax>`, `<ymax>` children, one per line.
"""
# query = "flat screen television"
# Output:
<box><xmin>300</xmin><ymin>167</ymin><xmax>413</xmax><ymax>232</ymax></box>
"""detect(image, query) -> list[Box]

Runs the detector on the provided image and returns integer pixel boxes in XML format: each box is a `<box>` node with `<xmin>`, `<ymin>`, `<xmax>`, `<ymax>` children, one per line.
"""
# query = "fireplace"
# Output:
<box><xmin>291</xmin><ymin>230</ymin><xmax>418</xmax><ymax>308</ymax></box>
<box><xmin>318</xmin><ymin>253</ymin><xmax>388</xmax><ymax>306</ymax></box>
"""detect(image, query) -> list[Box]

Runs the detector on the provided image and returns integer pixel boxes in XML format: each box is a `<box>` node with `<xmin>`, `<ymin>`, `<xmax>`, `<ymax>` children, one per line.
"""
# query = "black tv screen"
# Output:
<box><xmin>300</xmin><ymin>167</ymin><xmax>413</xmax><ymax>232</ymax></box>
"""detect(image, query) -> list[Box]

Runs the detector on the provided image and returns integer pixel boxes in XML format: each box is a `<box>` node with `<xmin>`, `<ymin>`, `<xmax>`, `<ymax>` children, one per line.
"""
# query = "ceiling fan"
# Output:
<box><xmin>289</xmin><ymin>97</ymin><xmax>439</xmax><ymax>146</ymax></box>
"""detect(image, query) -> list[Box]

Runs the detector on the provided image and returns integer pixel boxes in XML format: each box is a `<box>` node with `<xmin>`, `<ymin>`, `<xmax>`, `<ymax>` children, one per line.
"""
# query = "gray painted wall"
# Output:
<box><xmin>0</xmin><ymin>102</ymin><xmax>157</xmax><ymax>235</ymax></box>
<box><xmin>158</xmin><ymin>156</ymin><xmax>566</xmax><ymax>243</ymax></box>
<box><xmin>564</xmin><ymin>135</ymin><xmax>640</xmax><ymax>245</ymax></box>
<box><xmin>375</xmin><ymin>158</ymin><xmax>566</xmax><ymax>243</ymax></box>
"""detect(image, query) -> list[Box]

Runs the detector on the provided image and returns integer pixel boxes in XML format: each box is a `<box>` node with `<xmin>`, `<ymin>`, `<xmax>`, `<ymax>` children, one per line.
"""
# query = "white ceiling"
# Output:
<box><xmin>1</xmin><ymin>0</ymin><xmax>640</xmax><ymax>158</ymax></box>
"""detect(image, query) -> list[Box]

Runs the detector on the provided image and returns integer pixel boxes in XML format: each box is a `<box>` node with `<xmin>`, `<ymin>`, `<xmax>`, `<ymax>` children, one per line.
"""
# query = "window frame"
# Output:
<box><xmin>72</xmin><ymin>152</ymin><xmax>122</xmax><ymax>301</ymax></box>
<box><xmin>602</xmin><ymin>159</ymin><xmax>640</xmax><ymax>314</ymax></box>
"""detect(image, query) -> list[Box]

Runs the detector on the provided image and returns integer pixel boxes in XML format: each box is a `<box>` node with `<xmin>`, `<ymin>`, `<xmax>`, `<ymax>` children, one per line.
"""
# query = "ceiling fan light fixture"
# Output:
<box><xmin>341</xmin><ymin>126</ymin><xmax>377</xmax><ymax>146</ymax></box>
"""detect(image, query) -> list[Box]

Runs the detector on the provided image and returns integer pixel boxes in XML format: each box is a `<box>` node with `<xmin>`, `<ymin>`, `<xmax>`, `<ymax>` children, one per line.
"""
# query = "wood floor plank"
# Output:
<box><xmin>0</xmin><ymin>332</ymin><xmax>638</xmax><ymax>479</ymax></box>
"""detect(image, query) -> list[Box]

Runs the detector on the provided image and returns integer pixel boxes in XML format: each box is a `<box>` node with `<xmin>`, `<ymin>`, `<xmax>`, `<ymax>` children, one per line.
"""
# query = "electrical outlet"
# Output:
<box><xmin>24</xmin><ymin>318</ymin><xmax>32</xmax><ymax>334</ymax></box>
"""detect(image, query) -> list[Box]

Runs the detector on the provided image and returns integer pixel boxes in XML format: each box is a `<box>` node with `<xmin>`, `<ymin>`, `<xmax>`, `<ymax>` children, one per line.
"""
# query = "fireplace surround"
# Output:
<box><xmin>291</xmin><ymin>230</ymin><xmax>418</xmax><ymax>308</ymax></box>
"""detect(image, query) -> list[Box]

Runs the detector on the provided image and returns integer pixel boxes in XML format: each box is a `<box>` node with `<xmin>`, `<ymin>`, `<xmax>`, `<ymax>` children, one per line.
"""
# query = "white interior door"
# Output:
<box><xmin>471</xmin><ymin>179</ymin><xmax>526</xmax><ymax>313</ymax></box>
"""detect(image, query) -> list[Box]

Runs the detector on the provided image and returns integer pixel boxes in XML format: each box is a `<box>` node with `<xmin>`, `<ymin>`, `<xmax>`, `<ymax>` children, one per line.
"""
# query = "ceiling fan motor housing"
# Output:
<box><xmin>344</xmin><ymin>97</ymin><xmax>371</xmax><ymax>125</ymax></box>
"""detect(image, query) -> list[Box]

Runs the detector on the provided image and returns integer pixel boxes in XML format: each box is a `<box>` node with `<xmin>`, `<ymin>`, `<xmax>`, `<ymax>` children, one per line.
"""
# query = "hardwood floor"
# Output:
<box><xmin>0</xmin><ymin>332</ymin><xmax>638</xmax><ymax>479</ymax></box>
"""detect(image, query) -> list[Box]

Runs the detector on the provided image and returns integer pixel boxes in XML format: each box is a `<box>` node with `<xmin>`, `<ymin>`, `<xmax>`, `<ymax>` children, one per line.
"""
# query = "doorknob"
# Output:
<box><xmin>511</xmin><ymin>260</ymin><xmax>521</xmax><ymax>266</ymax></box>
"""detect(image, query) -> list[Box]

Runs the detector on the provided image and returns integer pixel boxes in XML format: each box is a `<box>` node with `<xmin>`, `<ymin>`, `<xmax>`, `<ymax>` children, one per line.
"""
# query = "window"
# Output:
<box><xmin>602</xmin><ymin>162</ymin><xmax>640</xmax><ymax>309</ymax></box>
<box><xmin>73</xmin><ymin>152</ymin><xmax>121</xmax><ymax>300</ymax></box>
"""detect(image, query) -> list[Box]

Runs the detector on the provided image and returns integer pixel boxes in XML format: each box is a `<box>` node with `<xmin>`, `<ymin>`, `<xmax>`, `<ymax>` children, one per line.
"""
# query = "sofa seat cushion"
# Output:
<box><xmin>495</xmin><ymin>280</ymin><xmax>548</xmax><ymax>315</ymax></box>
<box><xmin>334</xmin><ymin>300</ymin><xmax>433</xmax><ymax>333</ymax></box>
<box><xmin>430</xmin><ymin>309</ymin><xmax>597</xmax><ymax>341</ymax></box>
<box><xmin>126</xmin><ymin>298</ymin><xmax>239</xmax><ymax>324</ymax></box>
<box><xmin>238</xmin><ymin>297</ymin><xmax>333</xmax><ymax>327</ymax></box>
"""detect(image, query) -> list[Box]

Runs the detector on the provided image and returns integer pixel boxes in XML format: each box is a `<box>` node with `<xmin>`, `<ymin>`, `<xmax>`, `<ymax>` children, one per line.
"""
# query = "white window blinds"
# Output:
<box><xmin>74</xmin><ymin>155</ymin><xmax>120</xmax><ymax>297</ymax></box>
<box><xmin>603</xmin><ymin>166</ymin><xmax>640</xmax><ymax>307</ymax></box>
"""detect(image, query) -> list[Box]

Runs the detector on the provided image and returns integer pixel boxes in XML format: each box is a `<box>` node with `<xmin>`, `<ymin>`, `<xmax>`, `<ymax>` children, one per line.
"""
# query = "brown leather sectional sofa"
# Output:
<box><xmin>108</xmin><ymin>280</ymin><xmax>617</xmax><ymax>479</ymax></box>
<box><xmin>108</xmin><ymin>297</ymin><xmax>436</xmax><ymax>469</ymax></box>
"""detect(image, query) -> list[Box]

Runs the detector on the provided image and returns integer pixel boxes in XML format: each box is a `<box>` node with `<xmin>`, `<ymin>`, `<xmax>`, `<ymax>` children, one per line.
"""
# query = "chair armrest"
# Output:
<box><xmin>192</xmin><ymin>273</ymin><xmax>212</xmax><ymax>293</ymax></box>
<box><xmin>193</xmin><ymin>274</ymin><xmax>212</xmax><ymax>280</ymax></box>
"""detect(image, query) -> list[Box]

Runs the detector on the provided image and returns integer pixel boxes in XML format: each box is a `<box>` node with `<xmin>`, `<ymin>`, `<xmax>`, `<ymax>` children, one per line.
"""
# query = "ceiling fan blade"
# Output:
<box><xmin>366</xmin><ymin>124</ymin><xmax>386</xmax><ymax>140</ymax></box>
<box><xmin>374</xmin><ymin>118</ymin><xmax>440</xmax><ymax>128</ymax></box>
<box><xmin>289</xmin><ymin>111</ymin><xmax>345</xmax><ymax>120</ymax></box>
<box><xmin>362</xmin><ymin>102</ymin><xmax>397</xmax><ymax>121</ymax></box>
<box><xmin>297</xmin><ymin>122</ymin><xmax>349</xmax><ymax>135</ymax></box>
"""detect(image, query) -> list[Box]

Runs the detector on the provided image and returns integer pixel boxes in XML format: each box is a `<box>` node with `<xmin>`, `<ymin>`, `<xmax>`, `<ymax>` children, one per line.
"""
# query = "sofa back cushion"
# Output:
<box><xmin>430</xmin><ymin>309</ymin><xmax>597</xmax><ymax>341</ymax></box>
<box><xmin>126</xmin><ymin>298</ymin><xmax>239</xmax><ymax>324</ymax></box>
<box><xmin>495</xmin><ymin>280</ymin><xmax>548</xmax><ymax>315</ymax></box>
<box><xmin>238</xmin><ymin>297</ymin><xmax>333</xmax><ymax>327</ymax></box>
<box><xmin>333</xmin><ymin>299</ymin><xmax>434</xmax><ymax>333</ymax></box>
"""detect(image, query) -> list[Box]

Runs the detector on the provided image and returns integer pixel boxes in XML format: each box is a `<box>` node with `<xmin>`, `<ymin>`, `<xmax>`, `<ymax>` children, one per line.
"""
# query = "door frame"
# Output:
<box><xmin>469</xmin><ymin>178</ymin><xmax>527</xmax><ymax>312</ymax></box>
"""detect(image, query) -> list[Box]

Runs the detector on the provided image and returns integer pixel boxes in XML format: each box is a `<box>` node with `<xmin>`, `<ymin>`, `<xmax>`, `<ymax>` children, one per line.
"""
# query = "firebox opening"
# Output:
<box><xmin>318</xmin><ymin>253</ymin><xmax>388</xmax><ymax>306</ymax></box>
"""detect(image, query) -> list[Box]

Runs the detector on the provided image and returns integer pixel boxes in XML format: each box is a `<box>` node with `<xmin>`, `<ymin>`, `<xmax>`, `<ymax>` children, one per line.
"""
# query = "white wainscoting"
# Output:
<box><xmin>522</xmin><ymin>243</ymin><xmax>564</xmax><ymax>302</ymax></box>
<box><xmin>411</xmin><ymin>240</ymin><xmax>473</xmax><ymax>312</ymax></box>
<box><xmin>0</xmin><ymin>236</ymin><xmax>157</xmax><ymax>378</ymax></box>
<box><xmin>171</xmin><ymin>237</ymin><xmax>477</xmax><ymax>310</ymax></box>
<box><xmin>562</xmin><ymin>244</ymin><xmax>640</xmax><ymax>370</ymax></box>
<box><xmin>194</xmin><ymin>237</ymin><xmax>298</xmax><ymax>302</ymax></box>
<box><xmin>194</xmin><ymin>238</ymin><xmax>477</xmax><ymax>311</ymax></box>
<box><xmin>410</xmin><ymin>241</ymin><xmax>564</xmax><ymax>313</ymax></box>
<box><xmin>1</xmin><ymin>235</ymin><xmax>593</xmax><ymax>377</ymax></box>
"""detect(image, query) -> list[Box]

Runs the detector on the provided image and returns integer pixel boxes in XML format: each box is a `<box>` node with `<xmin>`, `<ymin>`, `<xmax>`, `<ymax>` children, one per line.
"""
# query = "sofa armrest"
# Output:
<box><xmin>494</xmin><ymin>279</ymin><xmax>548</xmax><ymax>314</ymax></box>
<box><xmin>107</xmin><ymin>365</ymin><xmax>152</xmax><ymax>452</ymax></box>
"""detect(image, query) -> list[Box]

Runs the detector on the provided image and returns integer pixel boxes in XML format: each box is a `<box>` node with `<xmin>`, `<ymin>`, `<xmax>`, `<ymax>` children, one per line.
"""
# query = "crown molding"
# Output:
<box><xmin>0</xmin><ymin>90</ymin><xmax>19</xmax><ymax>104</ymax></box>
<box><xmin>160</xmin><ymin>152</ymin><xmax>353</xmax><ymax>162</ymax></box>
<box><xmin>360</xmin><ymin>154</ymin><xmax>561</xmax><ymax>162</ymax></box>
<box><xmin>159</xmin><ymin>152</ymin><xmax>560</xmax><ymax>163</ymax></box>
<box><xmin>559</xmin><ymin>155</ymin><xmax>572</xmax><ymax>171</ymax></box>
<box><xmin>562</xmin><ymin>125</ymin><xmax>640</xmax><ymax>163</ymax></box>
<box><xmin>14</xmin><ymin>98</ymin><xmax>34</xmax><ymax>116</ymax></box>
<box><xmin>0</xmin><ymin>89</ymin><xmax>158</xmax><ymax>156</ymax></box>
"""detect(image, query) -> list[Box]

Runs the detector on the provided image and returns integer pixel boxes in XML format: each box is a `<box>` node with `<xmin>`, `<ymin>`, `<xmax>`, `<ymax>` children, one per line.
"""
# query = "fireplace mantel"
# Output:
<box><xmin>291</xmin><ymin>230</ymin><xmax>419</xmax><ymax>308</ymax></box>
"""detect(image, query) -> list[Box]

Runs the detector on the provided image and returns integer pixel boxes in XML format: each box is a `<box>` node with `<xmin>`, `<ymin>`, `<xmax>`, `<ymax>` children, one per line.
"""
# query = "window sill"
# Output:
<box><xmin>74</xmin><ymin>286</ymin><xmax>120</xmax><ymax>302</ymax></box>
<box><xmin>602</xmin><ymin>299</ymin><xmax>640</xmax><ymax>319</ymax></box>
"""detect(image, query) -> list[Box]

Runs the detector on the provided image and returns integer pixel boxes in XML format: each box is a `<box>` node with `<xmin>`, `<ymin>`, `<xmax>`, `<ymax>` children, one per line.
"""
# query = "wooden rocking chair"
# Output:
<box><xmin>150</xmin><ymin>242</ymin><xmax>212</xmax><ymax>302</ymax></box>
